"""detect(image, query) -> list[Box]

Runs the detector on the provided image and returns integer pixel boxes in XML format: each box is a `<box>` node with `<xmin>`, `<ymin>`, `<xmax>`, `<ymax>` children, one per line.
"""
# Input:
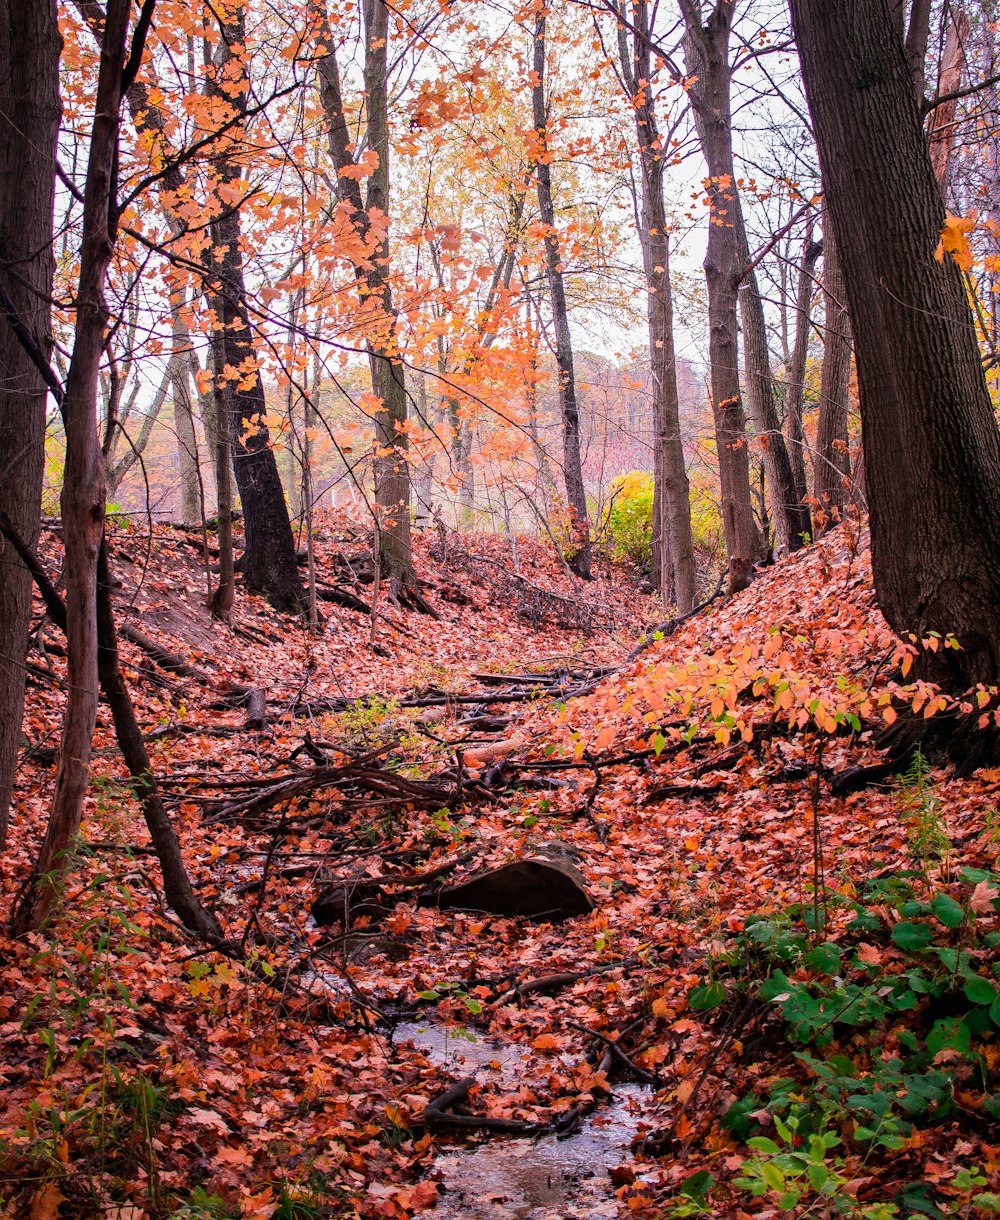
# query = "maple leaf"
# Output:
<box><xmin>935</xmin><ymin>213</ymin><xmax>975</xmax><ymax>271</ymax></box>
<box><xmin>30</xmin><ymin>1184</ymin><xmax>66</xmax><ymax>1220</ymax></box>
<box><xmin>532</xmin><ymin>1032</ymin><xmax>560</xmax><ymax>1051</ymax></box>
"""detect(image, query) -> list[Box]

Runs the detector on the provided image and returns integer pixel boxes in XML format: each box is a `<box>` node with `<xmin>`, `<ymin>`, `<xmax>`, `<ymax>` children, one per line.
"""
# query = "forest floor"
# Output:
<box><xmin>2</xmin><ymin>512</ymin><xmax>999</xmax><ymax>1220</ymax></box>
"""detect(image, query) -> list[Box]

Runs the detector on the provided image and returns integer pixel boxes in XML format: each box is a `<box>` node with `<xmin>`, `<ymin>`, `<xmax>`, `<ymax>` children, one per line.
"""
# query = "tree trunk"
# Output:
<box><xmin>12</xmin><ymin>0</ymin><xmax>130</xmax><ymax>934</ymax></box>
<box><xmin>361</xmin><ymin>0</ymin><xmax>420</xmax><ymax>599</ymax></box>
<box><xmin>739</xmin><ymin>263</ymin><xmax>811</xmax><ymax>553</ymax></box>
<box><xmin>681</xmin><ymin>1</ymin><xmax>761</xmax><ymax>591</ymax></box>
<box><xmin>202</xmin><ymin>17</ymin><xmax>304</xmax><ymax>614</ymax></box>
<box><xmin>791</xmin><ymin>0</ymin><xmax>1000</xmax><ymax>689</ymax></box>
<box><xmin>785</xmin><ymin>225</ymin><xmax>822</xmax><ymax>521</ymax></box>
<box><xmin>209</xmin><ymin>336</ymin><xmax>236</xmax><ymax>621</ymax></box>
<box><xmin>95</xmin><ymin>545</ymin><xmax>221</xmax><ymax>937</ymax></box>
<box><xmin>532</xmin><ymin>9</ymin><xmax>592</xmax><ymax>580</ymax></box>
<box><xmin>927</xmin><ymin>6</ymin><xmax>970</xmax><ymax>192</ymax></box>
<box><xmin>813</xmin><ymin>220</ymin><xmax>853</xmax><ymax>526</ymax></box>
<box><xmin>412</xmin><ymin>373</ymin><xmax>434</xmax><ymax>529</ymax></box>
<box><xmin>170</xmin><ymin>299</ymin><xmax>201</xmax><ymax>525</ymax></box>
<box><xmin>617</xmin><ymin>1</ymin><xmax>697</xmax><ymax>612</ymax></box>
<box><xmin>0</xmin><ymin>0</ymin><xmax>61</xmax><ymax>851</ymax></box>
<box><xmin>313</xmin><ymin>2</ymin><xmax>433</xmax><ymax>610</ymax></box>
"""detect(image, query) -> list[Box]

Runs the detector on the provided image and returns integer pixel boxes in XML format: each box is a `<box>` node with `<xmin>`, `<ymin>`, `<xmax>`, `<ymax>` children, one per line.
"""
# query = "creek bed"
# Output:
<box><xmin>395</xmin><ymin>1021</ymin><xmax>654</xmax><ymax>1219</ymax></box>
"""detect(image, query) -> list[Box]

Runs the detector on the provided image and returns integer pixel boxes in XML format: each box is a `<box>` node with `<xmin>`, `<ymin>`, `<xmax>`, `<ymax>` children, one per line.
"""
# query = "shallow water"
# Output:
<box><xmin>395</xmin><ymin>1022</ymin><xmax>651</xmax><ymax>1219</ymax></box>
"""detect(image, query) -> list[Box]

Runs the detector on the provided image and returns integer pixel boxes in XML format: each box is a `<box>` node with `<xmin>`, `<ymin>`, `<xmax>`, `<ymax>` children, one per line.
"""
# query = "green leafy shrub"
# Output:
<box><xmin>599</xmin><ymin>471</ymin><xmax>654</xmax><ymax>568</ymax></box>
<box><xmin>690</xmin><ymin>868</ymin><xmax>1000</xmax><ymax>1215</ymax></box>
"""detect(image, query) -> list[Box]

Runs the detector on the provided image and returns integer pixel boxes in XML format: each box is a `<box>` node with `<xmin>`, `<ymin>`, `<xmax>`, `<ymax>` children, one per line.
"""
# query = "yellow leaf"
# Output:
<box><xmin>935</xmin><ymin>213</ymin><xmax>975</xmax><ymax>272</ymax></box>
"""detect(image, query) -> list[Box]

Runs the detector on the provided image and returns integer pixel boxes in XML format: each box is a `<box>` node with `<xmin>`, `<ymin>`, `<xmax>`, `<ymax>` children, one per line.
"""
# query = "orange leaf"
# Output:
<box><xmin>532</xmin><ymin>1033</ymin><xmax>559</xmax><ymax>1052</ymax></box>
<box><xmin>30</xmin><ymin>1184</ymin><xmax>66</xmax><ymax>1220</ymax></box>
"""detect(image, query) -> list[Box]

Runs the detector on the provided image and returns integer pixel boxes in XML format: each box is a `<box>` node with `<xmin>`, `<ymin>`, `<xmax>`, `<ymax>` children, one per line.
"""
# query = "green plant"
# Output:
<box><xmin>167</xmin><ymin>1186</ymin><xmax>240</xmax><ymax>1218</ymax></box>
<box><xmin>332</xmin><ymin>695</ymin><xmax>401</xmax><ymax>750</ymax></box>
<box><xmin>598</xmin><ymin>471</ymin><xmax>654</xmax><ymax>569</ymax></box>
<box><xmin>694</xmin><ymin>868</ymin><xmax>1000</xmax><ymax>1215</ymax></box>
<box><xmin>664</xmin><ymin>1170</ymin><xmax>716</xmax><ymax>1215</ymax></box>
<box><xmin>982</xmin><ymin>807</ymin><xmax>1000</xmax><ymax>861</ymax></box>
<box><xmin>897</xmin><ymin>749</ymin><xmax>952</xmax><ymax>879</ymax></box>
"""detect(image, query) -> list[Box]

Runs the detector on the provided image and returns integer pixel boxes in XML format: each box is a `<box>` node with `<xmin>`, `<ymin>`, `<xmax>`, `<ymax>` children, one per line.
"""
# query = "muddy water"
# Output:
<box><xmin>395</xmin><ymin>1022</ymin><xmax>652</xmax><ymax>1219</ymax></box>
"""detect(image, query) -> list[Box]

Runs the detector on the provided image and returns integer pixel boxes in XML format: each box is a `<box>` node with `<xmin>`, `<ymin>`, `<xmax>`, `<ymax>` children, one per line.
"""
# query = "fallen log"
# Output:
<box><xmin>421</xmin><ymin>1077</ymin><xmax>543</xmax><ymax>1135</ymax></box>
<box><xmin>119</xmin><ymin>624</ymin><xmax>213</xmax><ymax>683</ymax></box>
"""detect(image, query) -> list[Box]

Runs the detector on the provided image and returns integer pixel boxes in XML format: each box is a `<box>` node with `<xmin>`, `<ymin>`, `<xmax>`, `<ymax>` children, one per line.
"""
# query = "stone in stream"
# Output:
<box><xmin>310</xmin><ymin>881</ymin><xmax>388</xmax><ymax>928</ymax></box>
<box><xmin>425</xmin><ymin>852</ymin><xmax>594</xmax><ymax>922</ymax></box>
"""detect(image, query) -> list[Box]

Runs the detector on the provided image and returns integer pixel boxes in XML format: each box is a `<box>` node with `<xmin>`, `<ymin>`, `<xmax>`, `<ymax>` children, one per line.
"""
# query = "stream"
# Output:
<box><xmin>394</xmin><ymin>1021</ymin><xmax>654</xmax><ymax>1219</ymax></box>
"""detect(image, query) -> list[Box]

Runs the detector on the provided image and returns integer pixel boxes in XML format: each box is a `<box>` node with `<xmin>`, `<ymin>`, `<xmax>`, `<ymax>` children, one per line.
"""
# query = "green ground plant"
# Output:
<box><xmin>683</xmin><ymin>757</ymin><xmax>1000</xmax><ymax>1219</ymax></box>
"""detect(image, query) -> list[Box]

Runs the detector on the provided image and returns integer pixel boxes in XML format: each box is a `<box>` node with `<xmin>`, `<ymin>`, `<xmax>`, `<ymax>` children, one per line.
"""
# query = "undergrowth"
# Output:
<box><xmin>674</xmin><ymin>760</ymin><xmax>1000</xmax><ymax>1218</ymax></box>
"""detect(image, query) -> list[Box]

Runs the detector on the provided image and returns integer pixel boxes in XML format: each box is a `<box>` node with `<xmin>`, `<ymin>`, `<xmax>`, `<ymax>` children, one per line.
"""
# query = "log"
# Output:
<box><xmin>119</xmin><ymin>624</ymin><xmax>212</xmax><ymax>682</ymax></box>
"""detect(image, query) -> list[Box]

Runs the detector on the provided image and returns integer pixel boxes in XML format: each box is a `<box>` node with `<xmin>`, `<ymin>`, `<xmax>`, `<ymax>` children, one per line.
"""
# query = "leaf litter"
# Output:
<box><xmin>2</xmin><ymin>512</ymin><xmax>998</xmax><ymax>1217</ymax></box>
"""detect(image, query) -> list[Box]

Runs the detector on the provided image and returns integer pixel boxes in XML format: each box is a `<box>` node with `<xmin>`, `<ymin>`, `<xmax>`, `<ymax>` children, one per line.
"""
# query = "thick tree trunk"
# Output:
<box><xmin>203</xmin><ymin>17</ymin><xmax>304</xmax><ymax>614</ymax></box>
<box><xmin>739</xmin><ymin>264</ymin><xmax>811</xmax><ymax>553</ymax></box>
<box><xmin>681</xmin><ymin>2</ymin><xmax>761</xmax><ymax>591</ymax></box>
<box><xmin>531</xmin><ymin>11</ymin><xmax>592</xmax><ymax>579</ymax></box>
<box><xmin>791</xmin><ymin>0</ymin><xmax>1000</xmax><ymax>688</ymax></box>
<box><xmin>205</xmin><ymin>211</ymin><xmax>304</xmax><ymax>612</ymax></box>
<box><xmin>618</xmin><ymin>1</ymin><xmax>696</xmax><ymax>612</ymax></box>
<box><xmin>785</xmin><ymin>226</ymin><xmax>822</xmax><ymax>519</ymax></box>
<box><xmin>813</xmin><ymin>221</ymin><xmax>853</xmax><ymax>525</ymax></box>
<box><xmin>12</xmin><ymin>0</ymin><xmax>129</xmax><ymax>934</ymax></box>
<box><xmin>0</xmin><ymin>0</ymin><xmax>61</xmax><ymax>850</ymax></box>
<box><xmin>361</xmin><ymin>0</ymin><xmax>420</xmax><ymax>598</ymax></box>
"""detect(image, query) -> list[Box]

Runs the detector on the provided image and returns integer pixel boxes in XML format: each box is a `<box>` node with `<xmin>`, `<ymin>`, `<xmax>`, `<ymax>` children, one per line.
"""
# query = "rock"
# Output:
<box><xmin>427</xmin><ymin>856</ymin><xmax>594</xmax><ymax>922</ymax></box>
<box><xmin>311</xmin><ymin>881</ymin><xmax>388</xmax><ymax>928</ymax></box>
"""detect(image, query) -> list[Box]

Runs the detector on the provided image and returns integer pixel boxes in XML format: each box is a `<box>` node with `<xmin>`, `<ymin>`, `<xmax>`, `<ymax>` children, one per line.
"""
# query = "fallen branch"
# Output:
<box><xmin>118</xmin><ymin>624</ymin><xmax>213</xmax><ymax>683</ymax></box>
<box><xmin>422</xmin><ymin>1076</ymin><xmax>543</xmax><ymax>1135</ymax></box>
<box><xmin>628</xmin><ymin>570</ymin><xmax>727</xmax><ymax>661</ymax></box>
<box><xmin>567</xmin><ymin>1021</ymin><xmax>659</xmax><ymax>1085</ymax></box>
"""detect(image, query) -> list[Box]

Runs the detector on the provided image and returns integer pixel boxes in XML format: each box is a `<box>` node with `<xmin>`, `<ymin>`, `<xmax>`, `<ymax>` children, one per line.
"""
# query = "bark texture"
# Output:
<box><xmin>784</xmin><ymin>226</ymin><xmax>822</xmax><ymax>518</ymax></box>
<box><xmin>314</xmin><ymin>1</ymin><xmax>435</xmax><ymax>608</ymax></box>
<box><xmin>927</xmin><ymin>6</ymin><xmax>970</xmax><ymax>191</ymax></box>
<box><xmin>791</xmin><ymin>0</ymin><xmax>1000</xmax><ymax>687</ymax></box>
<box><xmin>204</xmin><ymin>12</ymin><xmax>305</xmax><ymax>613</ymax></box>
<box><xmin>813</xmin><ymin>221</ymin><xmax>853</xmax><ymax>524</ymax></box>
<box><xmin>680</xmin><ymin>1</ymin><xmax>760</xmax><ymax>590</ymax></box>
<box><xmin>740</xmin><ymin>265</ymin><xmax>811</xmax><ymax>553</ymax></box>
<box><xmin>0</xmin><ymin>0</ymin><xmax>60</xmax><ymax>849</ymax></box>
